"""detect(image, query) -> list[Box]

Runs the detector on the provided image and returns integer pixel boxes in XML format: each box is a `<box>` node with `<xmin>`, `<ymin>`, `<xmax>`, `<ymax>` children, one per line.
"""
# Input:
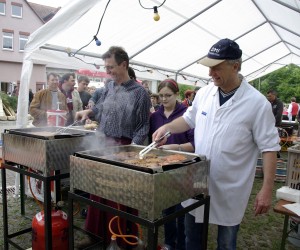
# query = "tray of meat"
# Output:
<box><xmin>73</xmin><ymin>145</ymin><xmax>201</xmax><ymax>174</ymax></box>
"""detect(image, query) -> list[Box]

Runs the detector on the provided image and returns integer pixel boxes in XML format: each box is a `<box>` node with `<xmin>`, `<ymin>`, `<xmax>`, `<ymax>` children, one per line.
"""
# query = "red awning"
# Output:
<box><xmin>76</xmin><ymin>69</ymin><xmax>109</xmax><ymax>78</ymax></box>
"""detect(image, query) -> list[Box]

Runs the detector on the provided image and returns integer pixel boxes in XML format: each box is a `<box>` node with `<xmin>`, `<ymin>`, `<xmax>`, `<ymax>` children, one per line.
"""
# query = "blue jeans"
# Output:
<box><xmin>163</xmin><ymin>204</ymin><xmax>186</xmax><ymax>250</ymax></box>
<box><xmin>185</xmin><ymin>213</ymin><xmax>240</xmax><ymax>250</ymax></box>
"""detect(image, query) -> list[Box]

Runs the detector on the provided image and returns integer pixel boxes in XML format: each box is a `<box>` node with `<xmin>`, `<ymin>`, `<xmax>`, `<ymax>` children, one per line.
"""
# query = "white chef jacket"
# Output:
<box><xmin>182</xmin><ymin>79</ymin><xmax>281</xmax><ymax>226</ymax></box>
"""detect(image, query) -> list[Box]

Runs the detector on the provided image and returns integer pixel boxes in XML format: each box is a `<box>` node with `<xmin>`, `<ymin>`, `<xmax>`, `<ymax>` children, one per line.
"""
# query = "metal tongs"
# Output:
<box><xmin>139</xmin><ymin>131</ymin><xmax>171</xmax><ymax>159</ymax></box>
<box><xmin>56</xmin><ymin>120</ymin><xmax>80</xmax><ymax>134</ymax></box>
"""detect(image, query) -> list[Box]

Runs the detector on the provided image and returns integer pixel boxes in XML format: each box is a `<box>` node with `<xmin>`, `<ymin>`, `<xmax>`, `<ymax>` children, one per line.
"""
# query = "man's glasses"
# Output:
<box><xmin>159</xmin><ymin>94</ymin><xmax>173</xmax><ymax>99</ymax></box>
<box><xmin>104</xmin><ymin>65</ymin><xmax>118</xmax><ymax>70</ymax></box>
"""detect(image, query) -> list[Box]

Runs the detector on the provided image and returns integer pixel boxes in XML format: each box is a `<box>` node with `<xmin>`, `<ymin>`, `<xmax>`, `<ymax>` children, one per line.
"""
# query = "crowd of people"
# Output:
<box><xmin>27</xmin><ymin>40</ymin><xmax>287</xmax><ymax>250</ymax></box>
<box><xmin>28</xmin><ymin>73</ymin><xmax>200</xmax><ymax>131</ymax></box>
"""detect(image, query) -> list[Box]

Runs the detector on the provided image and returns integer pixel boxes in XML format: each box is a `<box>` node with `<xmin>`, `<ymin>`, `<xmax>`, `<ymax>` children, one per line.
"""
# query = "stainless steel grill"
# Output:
<box><xmin>2</xmin><ymin>126</ymin><xmax>95</xmax><ymax>175</ymax></box>
<box><xmin>70</xmin><ymin>145</ymin><xmax>209</xmax><ymax>220</ymax></box>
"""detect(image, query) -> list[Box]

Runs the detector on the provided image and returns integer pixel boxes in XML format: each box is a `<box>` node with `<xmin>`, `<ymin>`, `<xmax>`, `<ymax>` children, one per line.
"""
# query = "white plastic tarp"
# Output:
<box><xmin>18</xmin><ymin>0</ymin><xmax>300</xmax><ymax>127</ymax></box>
<box><xmin>17</xmin><ymin>0</ymin><xmax>100</xmax><ymax>127</ymax></box>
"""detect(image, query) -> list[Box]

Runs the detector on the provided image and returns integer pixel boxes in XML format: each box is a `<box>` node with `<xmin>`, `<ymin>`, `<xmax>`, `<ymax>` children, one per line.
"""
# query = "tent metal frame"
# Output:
<box><xmin>42</xmin><ymin>0</ymin><xmax>299</xmax><ymax>83</ymax></box>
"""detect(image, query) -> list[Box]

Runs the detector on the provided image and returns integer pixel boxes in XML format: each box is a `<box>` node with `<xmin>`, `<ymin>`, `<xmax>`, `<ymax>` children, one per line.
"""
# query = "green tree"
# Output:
<box><xmin>251</xmin><ymin>64</ymin><xmax>300</xmax><ymax>103</ymax></box>
<box><xmin>178</xmin><ymin>83</ymin><xmax>195</xmax><ymax>101</ymax></box>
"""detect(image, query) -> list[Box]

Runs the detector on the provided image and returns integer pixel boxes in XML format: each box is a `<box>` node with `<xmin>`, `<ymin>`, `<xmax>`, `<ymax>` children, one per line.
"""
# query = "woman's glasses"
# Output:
<box><xmin>159</xmin><ymin>94</ymin><xmax>173</xmax><ymax>99</ymax></box>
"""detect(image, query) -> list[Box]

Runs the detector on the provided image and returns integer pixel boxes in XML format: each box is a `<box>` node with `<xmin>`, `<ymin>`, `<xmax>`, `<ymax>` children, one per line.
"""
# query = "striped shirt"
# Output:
<box><xmin>92</xmin><ymin>79</ymin><xmax>151</xmax><ymax>144</ymax></box>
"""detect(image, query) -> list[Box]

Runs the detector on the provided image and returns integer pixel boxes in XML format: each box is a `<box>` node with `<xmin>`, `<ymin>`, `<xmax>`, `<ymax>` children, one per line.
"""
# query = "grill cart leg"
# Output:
<box><xmin>147</xmin><ymin>224</ymin><xmax>159</xmax><ymax>250</ymax></box>
<box><xmin>44</xmin><ymin>176</ymin><xmax>53</xmax><ymax>250</ymax></box>
<box><xmin>1</xmin><ymin>166</ymin><xmax>9</xmax><ymax>250</ymax></box>
<box><xmin>68</xmin><ymin>193</ymin><xmax>75</xmax><ymax>250</ymax></box>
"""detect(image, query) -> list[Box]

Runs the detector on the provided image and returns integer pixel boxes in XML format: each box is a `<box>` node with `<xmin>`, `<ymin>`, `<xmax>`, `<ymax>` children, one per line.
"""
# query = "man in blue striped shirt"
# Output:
<box><xmin>76</xmin><ymin>46</ymin><xmax>150</xmax><ymax>145</ymax></box>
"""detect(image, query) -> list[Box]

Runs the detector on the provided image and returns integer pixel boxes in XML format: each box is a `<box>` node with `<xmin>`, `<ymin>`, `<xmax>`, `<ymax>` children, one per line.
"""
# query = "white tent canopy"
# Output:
<box><xmin>18</xmin><ymin>0</ymin><xmax>300</xmax><ymax>127</ymax></box>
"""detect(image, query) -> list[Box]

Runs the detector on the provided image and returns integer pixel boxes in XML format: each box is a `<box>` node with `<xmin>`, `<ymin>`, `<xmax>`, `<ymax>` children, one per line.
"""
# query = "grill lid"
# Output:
<box><xmin>5</xmin><ymin>126</ymin><xmax>93</xmax><ymax>140</ymax></box>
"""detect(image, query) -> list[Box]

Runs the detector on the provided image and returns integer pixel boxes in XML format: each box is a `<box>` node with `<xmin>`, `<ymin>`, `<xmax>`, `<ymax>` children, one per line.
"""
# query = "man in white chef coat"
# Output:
<box><xmin>152</xmin><ymin>38</ymin><xmax>280</xmax><ymax>250</ymax></box>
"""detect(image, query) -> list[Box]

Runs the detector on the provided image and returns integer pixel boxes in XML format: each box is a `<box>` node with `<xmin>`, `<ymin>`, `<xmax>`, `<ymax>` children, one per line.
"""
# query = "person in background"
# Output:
<box><xmin>29</xmin><ymin>88</ymin><xmax>34</xmax><ymax>104</ymax></box>
<box><xmin>30</xmin><ymin>73</ymin><xmax>67</xmax><ymax>127</ymax></box>
<box><xmin>77</xmin><ymin>76</ymin><xmax>91</xmax><ymax>109</ymax></box>
<box><xmin>193</xmin><ymin>86</ymin><xmax>200</xmax><ymax>101</ymax></box>
<box><xmin>88</xmin><ymin>78</ymin><xmax>112</xmax><ymax>109</ymax></box>
<box><xmin>194</xmin><ymin>86</ymin><xmax>201</xmax><ymax>95</ymax></box>
<box><xmin>152</xmin><ymin>38</ymin><xmax>280</xmax><ymax>250</ymax></box>
<box><xmin>12</xmin><ymin>86</ymin><xmax>19</xmax><ymax>97</ymax></box>
<box><xmin>149</xmin><ymin>79</ymin><xmax>194</xmax><ymax>250</ymax></box>
<box><xmin>287</xmin><ymin>97</ymin><xmax>299</xmax><ymax>121</ymax></box>
<box><xmin>142</xmin><ymin>79</ymin><xmax>152</xmax><ymax>96</ymax></box>
<box><xmin>88</xmin><ymin>86</ymin><xmax>97</xmax><ymax>95</ymax></box>
<box><xmin>182</xmin><ymin>90</ymin><xmax>194</xmax><ymax>107</ymax></box>
<box><xmin>266</xmin><ymin>90</ymin><xmax>283</xmax><ymax>127</ymax></box>
<box><xmin>150</xmin><ymin>93</ymin><xmax>160</xmax><ymax>113</ymax></box>
<box><xmin>141</xmin><ymin>80</ymin><xmax>150</xmax><ymax>91</ymax></box>
<box><xmin>75</xmin><ymin>46</ymin><xmax>151</xmax><ymax>249</ymax></box>
<box><xmin>128</xmin><ymin>66</ymin><xmax>137</xmax><ymax>81</ymax></box>
<box><xmin>59</xmin><ymin>73</ymin><xmax>83</xmax><ymax>125</ymax></box>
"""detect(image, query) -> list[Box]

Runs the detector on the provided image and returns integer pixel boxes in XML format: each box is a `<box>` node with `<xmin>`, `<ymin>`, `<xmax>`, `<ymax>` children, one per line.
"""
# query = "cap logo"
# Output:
<box><xmin>210</xmin><ymin>47</ymin><xmax>220</xmax><ymax>53</ymax></box>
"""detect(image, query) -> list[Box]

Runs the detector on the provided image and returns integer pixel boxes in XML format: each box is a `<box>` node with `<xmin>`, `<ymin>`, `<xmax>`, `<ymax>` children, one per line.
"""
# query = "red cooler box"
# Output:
<box><xmin>47</xmin><ymin>110</ymin><xmax>67</xmax><ymax>127</ymax></box>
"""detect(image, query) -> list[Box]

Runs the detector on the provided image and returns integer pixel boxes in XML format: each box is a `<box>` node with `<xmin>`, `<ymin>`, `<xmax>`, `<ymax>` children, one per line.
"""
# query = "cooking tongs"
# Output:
<box><xmin>139</xmin><ymin>131</ymin><xmax>171</xmax><ymax>159</ymax></box>
<box><xmin>56</xmin><ymin>120</ymin><xmax>80</xmax><ymax>134</ymax></box>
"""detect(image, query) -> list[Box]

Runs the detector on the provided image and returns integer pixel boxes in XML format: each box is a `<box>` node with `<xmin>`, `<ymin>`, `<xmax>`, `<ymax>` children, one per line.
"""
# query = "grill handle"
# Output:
<box><xmin>160</xmin><ymin>157</ymin><xmax>201</xmax><ymax>171</ymax></box>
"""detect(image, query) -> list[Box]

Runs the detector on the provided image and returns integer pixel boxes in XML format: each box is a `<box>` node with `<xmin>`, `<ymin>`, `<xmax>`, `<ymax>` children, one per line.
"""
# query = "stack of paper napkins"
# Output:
<box><xmin>276</xmin><ymin>186</ymin><xmax>300</xmax><ymax>202</ymax></box>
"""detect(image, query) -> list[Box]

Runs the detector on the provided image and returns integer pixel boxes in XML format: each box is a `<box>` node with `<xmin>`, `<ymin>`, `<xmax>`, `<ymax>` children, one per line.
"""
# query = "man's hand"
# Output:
<box><xmin>75</xmin><ymin>109</ymin><xmax>92</xmax><ymax>121</ymax></box>
<box><xmin>254</xmin><ymin>187</ymin><xmax>272</xmax><ymax>216</ymax></box>
<box><xmin>152</xmin><ymin>116</ymin><xmax>190</xmax><ymax>146</ymax></box>
<box><xmin>152</xmin><ymin>126</ymin><xmax>169</xmax><ymax>147</ymax></box>
<box><xmin>254</xmin><ymin>151</ymin><xmax>276</xmax><ymax>216</ymax></box>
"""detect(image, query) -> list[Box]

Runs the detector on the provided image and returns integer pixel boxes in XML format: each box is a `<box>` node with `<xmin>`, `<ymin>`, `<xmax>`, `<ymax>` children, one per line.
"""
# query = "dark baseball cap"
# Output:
<box><xmin>198</xmin><ymin>38</ymin><xmax>242</xmax><ymax>67</ymax></box>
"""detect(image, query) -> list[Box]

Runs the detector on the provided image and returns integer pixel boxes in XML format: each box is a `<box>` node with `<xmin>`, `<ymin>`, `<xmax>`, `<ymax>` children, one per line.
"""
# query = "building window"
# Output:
<box><xmin>3</xmin><ymin>32</ymin><xmax>13</xmax><ymax>50</ymax></box>
<box><xmin>11</xmin><ymin>3</ymin><xmax>22</xmax><ymax>18</ymax></box>
<box><xmin>0</xmin><ymin>2</ymin><xmax>5</xmax><ymax>15</ymax></box>
<box><xmin>19</xmin><ymin>34</ymin><xmax>28</xmax><ymax>51</ymax></box>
